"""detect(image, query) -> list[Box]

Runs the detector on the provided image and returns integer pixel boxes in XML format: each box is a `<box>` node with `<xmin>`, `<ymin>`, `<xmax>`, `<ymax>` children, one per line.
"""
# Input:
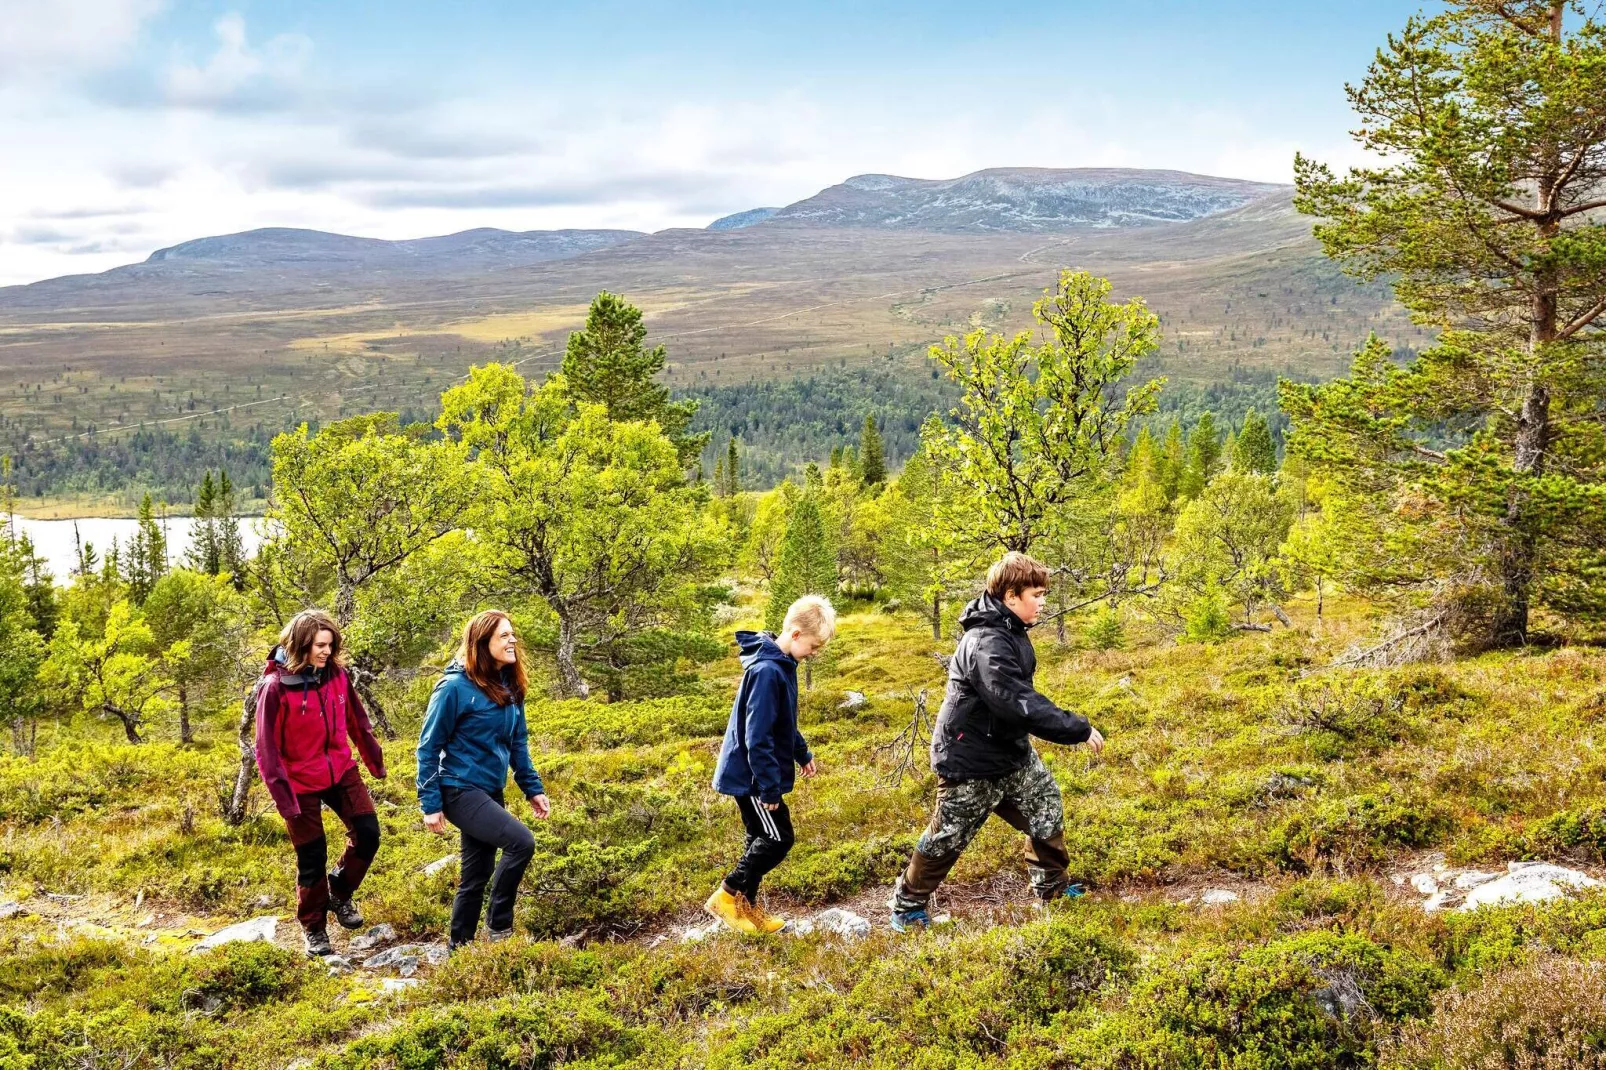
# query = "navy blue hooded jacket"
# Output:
<box><xmin>712</xmin><ymin>631</ymin><xmax>812</xmax><ymax>803</ymax></box>
<box><xmin>415</xmin><ymin>662</ymin><xmax>544</xmax><ymax>814</ymax></box>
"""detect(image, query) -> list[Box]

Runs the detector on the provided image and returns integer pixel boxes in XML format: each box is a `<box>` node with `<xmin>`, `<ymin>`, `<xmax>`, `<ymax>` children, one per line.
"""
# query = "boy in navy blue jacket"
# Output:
<box><xmin>707</xmin><ymin>595</ymin><xmax>836</xmax><ymax>934</ymax></box>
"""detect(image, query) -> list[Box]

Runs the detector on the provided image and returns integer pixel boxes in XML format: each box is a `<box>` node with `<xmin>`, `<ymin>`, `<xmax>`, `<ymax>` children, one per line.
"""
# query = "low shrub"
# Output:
<box><xmin>1382</xmin><ymin>953</ymin><xmax>1606</xmax><ymax>1069</ymax></box>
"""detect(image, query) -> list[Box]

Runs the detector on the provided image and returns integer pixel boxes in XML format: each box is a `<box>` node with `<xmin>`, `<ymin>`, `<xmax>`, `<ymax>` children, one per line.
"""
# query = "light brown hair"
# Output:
<box><xmin>459</xmin><ymin>610</ymin><xmax>527</xmax><ymax>707</ymax></box>
<box><xmin>985</xmin><ymin>552</ymin><xmax>1051</xmax><ymax>599</ymax></box>
<box><xmin>278</xmin><ymin>609</ymin><xmax>346</xmax><ymax>674</ymax></box>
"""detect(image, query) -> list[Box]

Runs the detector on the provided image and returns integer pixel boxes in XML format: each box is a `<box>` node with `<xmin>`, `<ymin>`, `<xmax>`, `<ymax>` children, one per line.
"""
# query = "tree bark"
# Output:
<box><xmin>112</xmin><ymin>708</ymin><xmax>142</xmax><ymax>743</ymax></box>
<box><xmin>554</xmin><ymin>611</ymin><xmax>590</xmax><ymax>699</ymax></box>
<box><xmin>930</xmin><ymin>593</ymin><xmax>942</xmax><ymax>640</ymax></box>
<box><xmin>334</xmin><ymin>575</ymin><xmax>358</xmax><ymax>630</ymax></box>
<box><xmin>178</xmin><ymin>684</ymin><xmax>193</xmax><ymax>745</ymax></box>
<box><xmin>350</xmin><ymin>657</ymin><xmax>398</xmax><ymax>741</ymax></box>
<box><xmin>223</xmin><ymin>693</ymin><xmax>256</xmax><ymax>825</ymax></box>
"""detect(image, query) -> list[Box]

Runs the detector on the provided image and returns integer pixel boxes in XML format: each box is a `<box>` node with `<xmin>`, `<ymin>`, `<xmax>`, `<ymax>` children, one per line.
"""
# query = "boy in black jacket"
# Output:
<box><xmin>890</xmin><ymin>552</ymin><xmax>1105</xmax><ymax>931</ymax></box>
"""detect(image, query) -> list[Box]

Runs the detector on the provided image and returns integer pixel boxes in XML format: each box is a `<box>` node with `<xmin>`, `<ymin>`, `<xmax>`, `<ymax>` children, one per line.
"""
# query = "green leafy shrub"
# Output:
<box><xmin>1271</xmin><ymin>794</ymin><xmax>1452</xmax><ymax>871</ymax></box>
<box><xmin>1183</xmin><ymin>584</ymin><xmax>1234</xmax><ymax>643</ymax></box>
<box><xmin>1085</xmin><ymin>607</ymin><xmax>1126</xmax><ymax>650</ymax></box>
<box><xmin>1068</xmin><ymin>930</ymin><xmax>1442</xmax><ymax>1070</ymax></box>
<box><xmin>0</xmin><ymin>935</ymin><xmax>130</xmax><ymax>1002</ymax></box>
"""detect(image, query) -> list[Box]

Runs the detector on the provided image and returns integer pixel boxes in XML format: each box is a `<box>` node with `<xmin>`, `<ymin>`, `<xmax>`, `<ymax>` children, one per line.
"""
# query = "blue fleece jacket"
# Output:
<box><xmin>415</xmin><ymin>662</ymin><xmax>544</xmax><ymax>814</ymax></box>
<box><xmin>712</xmin><ymin>631</ymin><xmax>812</xmax><ymax>803</ymax></box>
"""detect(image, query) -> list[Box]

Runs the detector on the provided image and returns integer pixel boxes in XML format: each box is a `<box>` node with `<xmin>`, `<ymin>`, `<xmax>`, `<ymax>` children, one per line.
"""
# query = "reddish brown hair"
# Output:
<box><xmin>985</xmin><ymin>552</ymin><xmax>1052</xmax><ymax>599</ymax></box>
<box><xmin>459</xmin><ymin>610</ymin><xmax>527</xmax><ymax>707</ymax></box>
<box><xmin>278</xmin><ymin>609</ymin><xmax>346</xmax><ymax>674</ymax></box>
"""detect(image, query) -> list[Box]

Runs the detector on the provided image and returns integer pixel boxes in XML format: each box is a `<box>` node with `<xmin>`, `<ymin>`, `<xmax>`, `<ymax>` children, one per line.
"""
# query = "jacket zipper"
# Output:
<box><xmin>316</xmin><ymin>680</ymin><xmax>335</xmax><ymax>786</ymax></box>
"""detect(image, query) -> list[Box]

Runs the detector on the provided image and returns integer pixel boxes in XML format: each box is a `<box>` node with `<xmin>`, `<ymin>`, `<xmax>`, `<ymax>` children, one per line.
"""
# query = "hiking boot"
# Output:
<box><xmin>486</xmin><ymin>926</ymin><xmax>514</xmax><ymax>943</ymax></box>
<box><xmin>329</xmin><ymin>894</ymin><xmax>364</xmax><ymax>930</ymax></box>
<box><xmin>890</xmin><ymin>908</ymin><xmax>931</xmax><ymax>933</ymax></box>
<box><xmin>743</xmin><ymin>898</ymin><xmax>787</xmax><ymax>935</ymax></box>
<box><xmin>1032</xmin><ymin>884</ymin><xmax>1087</xmax><ymax>911</ymax></box>
<box><xmin>303</xmin><ymin>927</ymin><xmax>334</xmax><ymax>958</ymax></box>
<box><xmin>704</xmin><ymin>886</ymin><xmax>761</xmax><ymax>935</ymax></box>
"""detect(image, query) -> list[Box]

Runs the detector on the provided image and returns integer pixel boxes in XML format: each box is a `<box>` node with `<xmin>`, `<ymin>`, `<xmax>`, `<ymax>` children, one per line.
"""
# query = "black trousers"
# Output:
<box><xmin>442</xmin><ymin>786</ymin><xmax>536</xmax><ymax>946</ymax></box>
<box><xmin>722</xmin><ymin>795</ymin><xmax>794</xmax><ymax>901</ymax></box>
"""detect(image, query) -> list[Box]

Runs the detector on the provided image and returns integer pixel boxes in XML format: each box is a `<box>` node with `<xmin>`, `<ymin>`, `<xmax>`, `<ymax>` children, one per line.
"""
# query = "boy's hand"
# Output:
<box><xmin>1084</xmin><ymin>727</ymin><xmax>1106</xmax><ymax>756</ymax></box>
<box><xmin>529</xmin><ymin>794</ymin><xmax>551</xmax><ymax>819</ymax></box>
<box><xmin>764</xmin><ymin>801</ymin><xmax>780</xmax><ymax>811</ymax></box>
<box><xmin>800</xmin><ymin>759</ymin><xmax>818</xmax><ymax>779</ymax></box>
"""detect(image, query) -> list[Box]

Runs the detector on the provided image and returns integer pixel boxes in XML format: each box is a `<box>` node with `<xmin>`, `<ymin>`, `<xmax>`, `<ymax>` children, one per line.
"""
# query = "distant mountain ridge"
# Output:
<box><xmin>712</xmin><ymin>167</ymin><xmax>1290</xmax><ymax>232</ymax></box>
<box><xmin>143</xmin><ymin>226</ymin><xmax>646</xmax><ymax>271</ymax></box>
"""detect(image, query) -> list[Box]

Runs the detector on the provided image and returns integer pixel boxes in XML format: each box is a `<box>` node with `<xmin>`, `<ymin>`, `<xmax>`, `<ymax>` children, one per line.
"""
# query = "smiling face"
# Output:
<box><xmin>309</xmin><ymin>629</ymin><xmax>334</xmax><ymax>670</ymax></box>
<box><xmin>489</xmin><ymin>617</ymin><xmax>519</xmax><ymax>666</ymax></box>
<box><xmin>1003</xmin><ymin>586</ymin><xmax>1049</xmax><ymax>626</ymax></box>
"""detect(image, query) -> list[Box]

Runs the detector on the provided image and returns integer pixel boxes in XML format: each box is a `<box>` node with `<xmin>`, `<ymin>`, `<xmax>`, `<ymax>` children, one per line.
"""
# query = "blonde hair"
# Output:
<box><xmin>781</xmin><ymin>595</ymin><xmax>837</xmax><ymax>641</ymax></box>
<box><xmin>985</xmin><ymin>552</ymin><xmax>1052</xmax><ymax>598</ymax></box>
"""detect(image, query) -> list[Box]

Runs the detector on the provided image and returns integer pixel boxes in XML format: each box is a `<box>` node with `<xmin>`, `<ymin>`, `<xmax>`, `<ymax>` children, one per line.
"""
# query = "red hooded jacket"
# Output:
<box><xmin>254</xmin><ymin>650</ymin><xmax>386</xmax><ymax>820</ymax></box>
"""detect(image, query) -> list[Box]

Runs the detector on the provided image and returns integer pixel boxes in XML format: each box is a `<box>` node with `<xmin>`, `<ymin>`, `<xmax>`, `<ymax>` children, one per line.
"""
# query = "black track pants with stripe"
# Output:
<box><xmin>722</xmin><ymin>795</ymin><xmax>794</xmax><ymax>901</ymax></box>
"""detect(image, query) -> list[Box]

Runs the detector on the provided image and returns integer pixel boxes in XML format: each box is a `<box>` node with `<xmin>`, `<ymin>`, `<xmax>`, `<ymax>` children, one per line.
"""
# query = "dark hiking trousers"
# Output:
<box><xmin>722</xmin><ymin>795</ymin><xmax>794</xmax><ymax>902</ymax></box>
<box><xmin>284</xmin><ymin>765</ymin><xmax>381</xmax><ymax>931</ymax></box>
<box><xmin>442</xmin><ymin>786</ymin><xmax>536</xmax><ymax>946</ymax></box>
<box><xmin>891</xmin><ymin>749</ymin><xmax>1070</xmax><ymax>912</ymax></box>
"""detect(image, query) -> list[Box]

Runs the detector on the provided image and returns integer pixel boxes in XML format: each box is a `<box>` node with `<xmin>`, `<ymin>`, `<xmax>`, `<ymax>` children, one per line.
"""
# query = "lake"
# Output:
<box><xmin>10</xmin><ymin>515</ymin><xmax>268</xmax><ymax>581</ymax></box>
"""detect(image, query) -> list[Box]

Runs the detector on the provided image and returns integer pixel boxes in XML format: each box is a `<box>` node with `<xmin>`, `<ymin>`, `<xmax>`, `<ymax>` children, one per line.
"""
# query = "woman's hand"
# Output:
<box><xmin>423</xmin><ymin>811</ymin><xmax>448</xmax><ymax>835</ymax></box>
<box><xmin>529</xmin><ymin>794</ymin><xmax>551</xmax><ymax>819</ymax></box>
<box><xmin>1084</xmin><ymin>727</ymin><xmax>1106</xmax><ymax>756</ymax></box>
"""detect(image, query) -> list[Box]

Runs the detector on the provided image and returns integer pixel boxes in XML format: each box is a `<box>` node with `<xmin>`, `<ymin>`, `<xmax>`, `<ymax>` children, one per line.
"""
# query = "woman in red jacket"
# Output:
<box><xmin>254</xmin><ymin>609</ymin><xmax>387</xmax><ymax>957</ymax></box>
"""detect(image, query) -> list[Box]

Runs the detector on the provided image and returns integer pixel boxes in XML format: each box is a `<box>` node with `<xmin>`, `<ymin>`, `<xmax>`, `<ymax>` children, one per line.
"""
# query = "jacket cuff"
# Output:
<box><xmin>760</xmin><ymin>790</ymin><xmax>783</xmax><ymax>805</ymax></box>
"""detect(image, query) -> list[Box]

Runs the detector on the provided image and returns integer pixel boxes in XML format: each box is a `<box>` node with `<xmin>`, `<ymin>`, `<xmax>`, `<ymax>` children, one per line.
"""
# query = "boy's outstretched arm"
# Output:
<box><xmin>972</xmin><ymin>633</ymin><xmax>1092</xmax><ymax>746</ymax></box>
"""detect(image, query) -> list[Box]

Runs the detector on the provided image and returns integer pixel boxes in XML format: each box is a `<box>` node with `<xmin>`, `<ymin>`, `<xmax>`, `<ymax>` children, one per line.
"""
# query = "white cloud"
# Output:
<box><xmin>0</xmin><ymin>0</ymin><xmax>165</xmax><ymax>82</ymax></box>
<box><xmin>162</xmin><ymin>12</ymin><xmax>312</xmax><ymax>110</ymax></box>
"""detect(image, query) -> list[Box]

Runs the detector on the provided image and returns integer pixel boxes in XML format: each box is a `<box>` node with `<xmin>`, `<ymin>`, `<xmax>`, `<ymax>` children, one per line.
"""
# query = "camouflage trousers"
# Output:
<box><xmin>891</xmin><ymin>749</ymin><xmax>1070</xmax><ymax>912</ymax></box>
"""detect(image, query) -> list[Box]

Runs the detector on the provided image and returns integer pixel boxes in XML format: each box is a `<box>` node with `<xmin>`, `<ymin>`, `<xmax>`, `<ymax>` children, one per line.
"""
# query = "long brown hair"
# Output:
<box><xmin>459</xmin><ymin>610</ymin><xmax>527</xmax><ymax>707</ymax></box>
<box><xmin>278</xmin><ymin>609</ymin><xmax>346</xmax><ymax>674</ymax></box>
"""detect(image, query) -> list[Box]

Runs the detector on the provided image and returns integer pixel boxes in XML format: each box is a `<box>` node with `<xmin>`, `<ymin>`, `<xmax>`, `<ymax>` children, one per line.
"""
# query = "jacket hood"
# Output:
<box><xmin>735</xmin><ymin>630</ymin><xmax>795</xmax><ymax>670</ymax></box>
<box><xmin>441</xmin><ymin>660</ymin><xmax>466</xmax><ymax>679</ymax></box>
<box><xmin>959</xmin><ymin>592</ymin><xmax>1028</xmax><ymax>634</ymax></box>
<box><xmin>263</xmin><ymin>645</ymin><xmax>327</xmax><ymax>687</ymax></box>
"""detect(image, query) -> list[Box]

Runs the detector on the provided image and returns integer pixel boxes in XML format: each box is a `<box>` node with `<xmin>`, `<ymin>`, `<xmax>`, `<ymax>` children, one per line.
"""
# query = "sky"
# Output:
<box><xmin>0</xmin><ymin>0</ymin><xmax>1438</xmax><ymax>287</ymax></box>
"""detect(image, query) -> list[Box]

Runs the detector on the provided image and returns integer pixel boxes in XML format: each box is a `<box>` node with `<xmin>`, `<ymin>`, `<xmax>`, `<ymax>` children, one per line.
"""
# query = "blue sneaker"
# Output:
<box><xmin>1062</xmin><ymin>883</ymin><xmax>1087</xmax><ymax>899</ymax></box>
<box><xmin>890</xmin><ymin>908</ymin><xmax>931</xmax><ymax>933</ymax></box>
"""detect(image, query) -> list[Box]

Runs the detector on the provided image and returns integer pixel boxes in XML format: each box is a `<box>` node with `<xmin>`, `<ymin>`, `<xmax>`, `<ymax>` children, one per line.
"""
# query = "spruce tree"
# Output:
<box><xmin>560</xmin><ymin>291</ymin><xmax>707</xmax><ymax>464</ymax></box>
<box><xmin>860</xmin><ymin>413</ymin><xmax>886</xmax><ymax>486</ymax></box>
<box><xmin>725</xmin><ymin>435</ymin><xmax>740</xmax><ymax>496</ymax></box>
<box><xmin>217</xmin><ymin>470</ymin><xmax>245</xmax><ymax>586</ymax></box>
<box><xmin>766</xmin><ymin>493</ymin><xmax>837</xmax><ymax>632</ymax></box>
<box><xmin>189</xmin><ymin>471</ymin><xmax>222</xmax><ymax>575</ymax></box>
<box><xmin>1231</xmin><ymin>410</ymin><xmax>1277</xmax><ymax>475</ymax></box>
<box><xmin>1158</xmin><ymin>418</ymin><xmax>1186</xmax><ymax>503</ymax></box>
<box><xmin>1180</xmin><ymin>412</ymin><xmax>1222</xmax><ymax>499</ymax></box>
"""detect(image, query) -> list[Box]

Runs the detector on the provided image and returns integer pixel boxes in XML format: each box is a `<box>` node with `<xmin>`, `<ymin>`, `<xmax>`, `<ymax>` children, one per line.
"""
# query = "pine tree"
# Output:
<box><xmin>725</xmin><ymin>435</ymin><xmax>740</xmax><ymax>496</ymax></box>
<box><xmin>560</xmin><ymin>291</ymin><xmax>707</xmax><ymax>464</ymax></box>
<box><xmin>189</xmin><ymin>471</ymin><xmax>222</xmax><ymax>575</ymax></box>
<box><xmin>712</xmin><ymin>455</ymin><xmax>728</xmax><ymax>499</ymax></box>
<box><xmin>217</xmin><ymin>470</ymin><xmax>245</xmax><ymax>587</ymax></box>
<box><xmin>125</xmin><ymin>492</ymin><xmax>167</xmax><ymax>603</ymax></box>
<box><xmin>1180</xmin><ymin>412</ymin><xmax>1222</xmax><ymax>498</ymax></box>
<box><xmin>860</xmin><ymin>413</ymin><xmax>886</xmax><ymax>486</ymax></box>
<box><xmin>1158</xmin><ymin>418</ymin><xmax>1185</xmax><ymax>503</ymax></box>
<box><xmin>1231</xmin><ymin>410</ymin><xmax>1277</xmax><ymax>474</ymax></box>
<box><xmin>767</xmin><ymin>493</ymin><xmax>837</xmax><ymax>632</ymax></box>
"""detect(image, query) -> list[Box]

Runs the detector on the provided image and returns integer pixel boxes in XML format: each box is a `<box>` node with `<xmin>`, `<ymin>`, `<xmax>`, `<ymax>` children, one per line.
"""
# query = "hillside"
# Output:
<box><xmin>5</xmin><ymin>600</ymin><xmax>1606</xmax><ymax>1068</ymax></box>
<box><xmin>0</xmin><ymin>168</ymin><xmax>1434</xmax><ymax>506</ymax></box>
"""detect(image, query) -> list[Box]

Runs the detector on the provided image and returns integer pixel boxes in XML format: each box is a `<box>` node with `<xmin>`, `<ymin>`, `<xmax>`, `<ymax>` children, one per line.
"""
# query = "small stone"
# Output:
<box><xmin>348</xmin><ymin>923</ymin><xmax>397</xmax><ymax>953</ymax></box>
<box><xmin>680</xmin><ymin>923</ymin><xmax>716</xmax><ymax>943</ymax></box>
<box><xmin>840</xmin><ymin>691</ymin><xmax>868</xmax><ymax>710</ymax></box>
<box><xmin>1410</xmin><ymin>874</ymin><xmax>1439</xmax><ymax>896</ymax></box>
<box><xmin>0</xmin><ymin>902</ymin><xmax>26</xmax><ymax>920</ymax></box>
<box><xmin>420</xmin><ymin>942</ymin><xmax>448</xmax><ymax>966</ymax></box>
<box><xmin>1199</xmin><ymin>889</ymin><xmax>1240</xmax><ymax>906</ymax></box>
<box><xmin>397</xmin><ymin>957</ymin><xmax>419</xmax><ymax>978</ymax></box>
<box><xmin>320</xmin><ymin>954</ymin><xmax>353</xmax><ymax>974</ymax></box>
<box><xmin>379</xmin><ymin>978</ymin><xmax>420</xmax><ymax>994</ymax></box>
<box><xmin>253</xmin><ymin>894</ymin><xmax>276</xmax><ymax>909</ymax></box>
<box><xmin>193</xmin><ymin>915</ymin><xmax>277</xmax><ymax>952</ymax></box>
<box><xmin>787</xmin><ymin>918</ymin><xmax>815</xmax><ymax>936</ymax></box>
<box><xmin>1452</xmin><ymin>870</ymin><xmax>1500</xmax><ymax>891</ymax></box>
<box><xmin>812</xmin><ymin>908</ymin><xmax>871</xmax><ymax>939</ymax></box>
<box><xmin>135</xmin><ymin>913</ymin><xmax>156</xmax><ymax>928</ymax></box>
<box><xmin>422</xmin><ymin>854</ymin><xmax>459</xmax><ymax>877</ymax></box>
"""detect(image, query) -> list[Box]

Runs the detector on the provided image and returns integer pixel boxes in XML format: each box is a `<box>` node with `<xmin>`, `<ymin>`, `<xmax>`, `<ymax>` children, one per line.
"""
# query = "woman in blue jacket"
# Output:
<box><xmin>417</xmin><ymin>610</ymin><xmax>550</xmax><ymax>948</ymax></box>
